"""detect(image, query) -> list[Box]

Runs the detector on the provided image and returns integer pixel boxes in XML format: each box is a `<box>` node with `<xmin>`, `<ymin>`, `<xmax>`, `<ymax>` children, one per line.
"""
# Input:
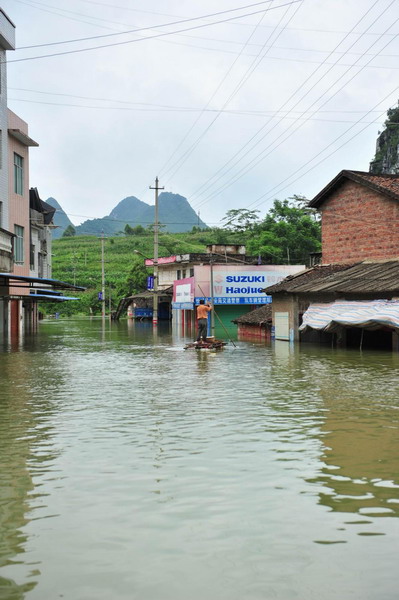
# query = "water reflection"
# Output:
<box><xmin>0</xmin><ymin>322</ymin><xmax>398</xmax><ymax>599</ymax></box>
<box><xmin>308</xmin><ymin>351</ymin><xmax>399</xmax><ymax>524</ymax></box>
<box><xmin>0</xmin><ymin>348</ymin><xmax>64</xmax><ymax>598</ymax></box>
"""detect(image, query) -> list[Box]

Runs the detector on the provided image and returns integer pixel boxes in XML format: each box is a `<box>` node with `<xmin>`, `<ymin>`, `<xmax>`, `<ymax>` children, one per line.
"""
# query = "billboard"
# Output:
<box><xmin>194</xmin><ymin>265</ymin><xmax>304</xmax><ymax>305</ymax></box>
<box><xmin>173</xmin><ymin>277</ymin><xmax>195</xmax><ymax>309</ymax></box>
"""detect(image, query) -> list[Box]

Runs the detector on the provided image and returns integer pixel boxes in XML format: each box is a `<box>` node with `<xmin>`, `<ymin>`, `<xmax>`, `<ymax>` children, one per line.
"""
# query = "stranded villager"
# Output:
<box><xmin>196</xmin><ymin>300</ymin><xmax>212</xmax><ymax>342</ymax></box>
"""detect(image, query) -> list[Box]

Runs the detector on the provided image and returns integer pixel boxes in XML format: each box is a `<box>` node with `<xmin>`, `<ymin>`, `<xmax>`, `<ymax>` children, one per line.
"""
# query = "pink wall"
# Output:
<box><xmin>8</xmin><ymin>110</ymin><xmax>31</xmax><ymax>294</ymax></box>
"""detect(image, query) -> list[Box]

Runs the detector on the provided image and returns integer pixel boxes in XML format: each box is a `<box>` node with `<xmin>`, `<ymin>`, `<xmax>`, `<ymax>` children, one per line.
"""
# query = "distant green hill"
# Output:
<box><xmin>75</xmin><ymin>192</ymin><xmax>207</xmax><ymax>235</ymax></box>
<box><xmin>46</xmin><ymin>197</ymin><xmax>75</xmax><ymax>239</ymax></box>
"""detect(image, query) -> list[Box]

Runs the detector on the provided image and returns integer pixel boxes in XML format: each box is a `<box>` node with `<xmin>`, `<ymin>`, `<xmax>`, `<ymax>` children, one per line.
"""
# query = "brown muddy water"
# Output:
<box><xmin>0</xmin><ymin>318</ymin><xmax>398</xmax><ymax>600</ymax></box>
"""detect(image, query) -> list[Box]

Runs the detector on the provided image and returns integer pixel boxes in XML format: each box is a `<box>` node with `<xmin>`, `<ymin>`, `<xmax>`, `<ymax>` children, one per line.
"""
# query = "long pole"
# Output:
<box><xmin>149</xmin><ymin>177</ymin><xmax>164</xmax><ymax>325</ymax></box>
<box><xmin>198</xmin><ymin>283</ymin><xmax>236</xmax><ymax>347</ymax></box>
<box><xmin>210</xmin><ymin>258</ymin><xmax>215</xmax><ymax>337</ymax></box>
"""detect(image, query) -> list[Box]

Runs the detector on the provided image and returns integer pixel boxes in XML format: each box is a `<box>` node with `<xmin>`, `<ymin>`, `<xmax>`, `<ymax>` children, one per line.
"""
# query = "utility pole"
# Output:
<box><xmin>100</xmin><ymin>232</ymin><xmax>105</xmax><ymax>319</ymax></box>
<box><xmin>149</xmin><ymin>177</ymin><xmax>164</xmax><ymax>325</ymax></box>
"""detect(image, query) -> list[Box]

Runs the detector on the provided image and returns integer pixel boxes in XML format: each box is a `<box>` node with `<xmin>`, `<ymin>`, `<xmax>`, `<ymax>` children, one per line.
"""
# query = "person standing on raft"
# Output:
<box><xmin>196</xmin><ymin>299</ymin><xmax>212</xmax><ymax>342</ymax></box>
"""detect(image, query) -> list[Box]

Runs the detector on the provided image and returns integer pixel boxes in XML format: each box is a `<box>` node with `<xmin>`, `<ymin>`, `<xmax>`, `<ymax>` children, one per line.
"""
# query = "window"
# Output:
<box><xmin>14</xmin><ymin>153</ymin><xmax>24</xmax><ymax>195</ymax></box>
<box><xmin>177</xmin><ymin>269</ymin><xmax>181</xmax><ymax>280</ymax></box>
<box><xmin>189</xmin><ymin>268</ymin><xmax>194</xmax><ymax>277</ymax></box>
<box><xmin>14</xmin><ymin>225</ymin><xmax>24</xmax><ymax>263</ymax></box>
<box><xmin>30</xmin><ymin>244</ymin><xmax>35</xmax><ymax>269</ymax></box>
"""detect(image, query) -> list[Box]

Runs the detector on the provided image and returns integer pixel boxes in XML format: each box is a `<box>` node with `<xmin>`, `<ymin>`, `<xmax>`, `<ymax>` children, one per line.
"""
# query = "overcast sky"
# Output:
<box><xmin>3</xmin><ymin>0</ymin><xmax>399</xmax><ymax>227</ymax></box>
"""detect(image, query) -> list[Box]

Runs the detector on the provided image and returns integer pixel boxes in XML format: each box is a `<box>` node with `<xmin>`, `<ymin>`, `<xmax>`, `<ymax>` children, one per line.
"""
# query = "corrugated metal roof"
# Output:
<box><xmin>263</xmin><ymin>261</ymin><xmax>399</xmax><ymax>296</ymax></box>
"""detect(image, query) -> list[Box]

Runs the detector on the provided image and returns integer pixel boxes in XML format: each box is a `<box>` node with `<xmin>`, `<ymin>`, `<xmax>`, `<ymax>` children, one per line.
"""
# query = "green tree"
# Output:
<box><xmin>124</xmin><ymin>224</ymin><xmax>135</xmax><ymax>235</ymax></box>
<box><xmin>121</xmin><ymin>256</ymin><xmax>149</xmax><ymax>297</ymax></box>
<box><xmin>124</xmin><ymin>224</ymin><xmax>146</xmax><ymax>236</ymax></box>
<box><xmin>62</xmin><ymin>224</ymin><xmax>76</xmax><ymax>237</ymax></box>
<box><xmin>221</xmin><ymin>208</ymin><xmax>261</xmax><ymax>233</ymax></box>
<box><xmin>247</xmin><ymin>198</ymin><xmax>321</xmax><ymax>264</ymax></box>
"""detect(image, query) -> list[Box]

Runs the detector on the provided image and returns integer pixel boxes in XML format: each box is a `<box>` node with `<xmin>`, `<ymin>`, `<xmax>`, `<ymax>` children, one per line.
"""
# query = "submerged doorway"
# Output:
<box><xmin>346</xmin><ymin>327</ymin><xmax>394</xmax><ymax>350</ymax></box>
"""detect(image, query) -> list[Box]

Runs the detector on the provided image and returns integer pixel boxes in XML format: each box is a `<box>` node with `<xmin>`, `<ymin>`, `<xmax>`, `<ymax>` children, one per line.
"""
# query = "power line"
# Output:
<box><xmin>19</xmin><ymin>0</ymin><xmax>399</xmax><ymax>57</ymax></box>
<box><xmin>156</xmin><ymin>2</ymin><xmax>279</xmax><ymax>178</ymax></box>
<box><xmin>12</xmin><ymin>0</ymin><xmax>299</xmax><ymax>52</ymax></box>
<box><xmin>7</xmin><ymin>97</ymin><xmax>392</xmax><ymax>125</ymax></box>
<box><xmin>191</xmin><ymin>0</ymin><xmax>395</xmax><ymax>211</ymax></box>
<box><xmin>72</xmin><ymin>0</ymin><xmax>399</xmax><ymax>37</ymax></box>
<box><xmin>7</xmin><ymin>87</ymin><xmax>398</xmax><ymax>115</ymax></box>
<box><xmin>160</xmin><ymin>0</ymin><xmax>304</xmax><ymax>183</ymax></box>
<box><xmin>243</xmin><ymin>95</ymin><xmax>399</xmax><ymax>212</ymax></box>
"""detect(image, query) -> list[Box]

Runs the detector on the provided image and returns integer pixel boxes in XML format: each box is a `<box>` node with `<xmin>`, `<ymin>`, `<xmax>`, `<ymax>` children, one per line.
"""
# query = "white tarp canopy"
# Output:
<box><xmin>299</xmin><ymin>300</ymin><xmax>399</xmax><ymax>332</ymax></box>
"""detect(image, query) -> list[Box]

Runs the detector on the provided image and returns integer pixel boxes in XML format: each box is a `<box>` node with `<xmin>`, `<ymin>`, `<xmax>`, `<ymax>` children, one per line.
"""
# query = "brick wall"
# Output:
<box><xmin>321</xmin><ymin>180</ymin><xmax>399</xmax><ymax>263</ymax></box>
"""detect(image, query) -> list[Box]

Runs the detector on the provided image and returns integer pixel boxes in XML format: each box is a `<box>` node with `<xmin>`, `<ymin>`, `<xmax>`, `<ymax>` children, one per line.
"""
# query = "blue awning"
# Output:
<box><xmin>28</xmin><ymin>293</ymin><xmax>80</xmax><ymax>302</ymax></box>
<box><xmin>0</xmin><ymin>272</ymin><xmax>85</xmax><ymax>291</ymax></box>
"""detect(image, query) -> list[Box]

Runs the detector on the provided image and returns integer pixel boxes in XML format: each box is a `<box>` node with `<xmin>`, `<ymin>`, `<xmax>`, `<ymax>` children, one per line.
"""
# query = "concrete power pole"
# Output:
<box><xmin>149</xmin><ymin>177</ymin><xmax>164</xmax><ymax>325</ymax></box>
<box><xmin>100</xmin><ymin>232</ymin><xmax>105</xmax><ymax>320</ymax></box>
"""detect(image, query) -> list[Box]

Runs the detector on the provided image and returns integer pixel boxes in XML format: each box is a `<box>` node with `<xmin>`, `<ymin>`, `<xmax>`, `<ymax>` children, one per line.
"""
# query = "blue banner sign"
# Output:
<box><xmin>172</xmin><ymin>302</ymin><xmax>195</xmax><ymax>310</ymax></box>
<box><xmin>194</xmin><ymin>296</ymin><xmax>272</xmax><ymax>305</ymax></box>
<box><xmin>147</xmin><ymin>276</ymin><xmax>154</xmax><ymax>290</ymax></box>
<box><xmin>98</xmin><ymin>292</ymin><xmax>103</xmax><ymax>300</ymax></box>
<box><xmin>134</xmin><ymin>308</ymin><xmax>153</xmax><ymax>318</ymax></box>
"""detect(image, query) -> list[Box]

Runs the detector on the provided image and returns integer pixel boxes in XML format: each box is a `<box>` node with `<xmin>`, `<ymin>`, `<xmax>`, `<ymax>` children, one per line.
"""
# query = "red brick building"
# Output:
<box><xmin>309</xmin><ymin>170</ymin><xmax>399</xmax><ymax>264</ymax></box>
<box><xmin>264</xmin><ymin>170</ymin><xmax>399</xmax><ymax>350</ymax></box>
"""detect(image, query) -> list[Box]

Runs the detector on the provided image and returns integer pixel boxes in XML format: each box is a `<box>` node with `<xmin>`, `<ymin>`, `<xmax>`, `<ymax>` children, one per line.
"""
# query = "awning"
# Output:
<box><xmin>28</xmin><ymin>293</ymin><xmax>80</xmax><ymax>302</ymax></box>
<box><xmin>299</xmin><ymin>300</ymin><xmax>399</xmax><ymax>333</ymax></box>
<box><xmin>0</xmin><ymin>273</ymin><xmax>85</xmax><ymax>291</ymax></box>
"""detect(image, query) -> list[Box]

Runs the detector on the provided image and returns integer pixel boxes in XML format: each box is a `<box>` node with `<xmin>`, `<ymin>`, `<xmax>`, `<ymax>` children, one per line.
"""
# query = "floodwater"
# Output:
<box><xmin>0</xmin><ymin>319</ymin><xmax>398</xmax><ymax>600</ymax></box>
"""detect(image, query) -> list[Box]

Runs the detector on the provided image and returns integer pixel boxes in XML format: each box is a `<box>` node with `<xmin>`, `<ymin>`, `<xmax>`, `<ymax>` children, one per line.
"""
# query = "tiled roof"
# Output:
<box><xmin>263</xmin><ymin>264</ymin><xmax>354</xmax><ymax>294</ymax></box>
<box><xmin>309</xmin><ymin>170</ymin><xmax>399</xmax><ymax>208</ymax></box>
<box><xmin>232</xmin><ymin>304</ymin><xmax>272</xmax><ymax>325</ymax></box>
<box><xmin>263</xmin><ymin>261</ymin><xmax>399</xmax><ymax>295</ymax></box>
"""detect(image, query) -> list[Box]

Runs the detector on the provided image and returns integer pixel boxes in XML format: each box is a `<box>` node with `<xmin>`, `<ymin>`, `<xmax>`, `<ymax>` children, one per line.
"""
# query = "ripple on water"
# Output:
<box><xmin>0</xmin><ymin>322</ymin><xmax>399</xmax><ymax>600</ymax></box>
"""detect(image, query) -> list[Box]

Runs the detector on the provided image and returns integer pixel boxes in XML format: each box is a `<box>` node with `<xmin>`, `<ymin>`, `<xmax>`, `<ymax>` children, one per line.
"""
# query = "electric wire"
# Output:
<box><xmin>191</xmin><ymin>0</ymin><xmax>395</xmax><ymax>211</ymax></box>
<box><xmin>159</xmin><ymin>0</ymin><xmax>304</xmax><ymax>183</ymax></box>
<box><xmin>16</xmin><ymin>0</ymin><xmax>399</xmax><ymax>57</ymax></box>
<box><xmin>72</xmin><ymin>0</ymin><xmax>399</xmax><ymax>37</ymax></box>
<box><xmin>190</xmin><ymin>0</ymin><xmax>388</xmax><ymax>207</ymax></box>
<box><xmin>7</xmin><ymin>87</ymin><xmax>399</xmax><ymax>116</ymax></box>
<box><xmin>241</xmin><ymin>91</ymin><xmax>399</xmax><ymax>213</ymax></box>
<box><xmin>196</xmin><ymin>12</ymin><xmax>399</xmax><ymax>211</ymax></box>
<box><xmin>12</xmin><ymin>0</ymin><xmax>299</xmax><ymax>51</ymax></box>
<box><xmin>7</xmin><ymin>96</ymin><xmax>394</xmax><ymax>125</ymax></box>
<box><xmin>156</xmin><ymin>1</ymin><xmax>276</xmax><ymax>179</ymax></box>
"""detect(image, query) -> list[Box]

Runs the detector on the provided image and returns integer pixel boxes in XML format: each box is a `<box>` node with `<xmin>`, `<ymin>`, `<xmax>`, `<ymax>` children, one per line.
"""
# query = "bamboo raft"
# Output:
<box><xmin>184</xmin><ymin>338</ymin><xmax>227</xmax><ymax>350</ymax></box>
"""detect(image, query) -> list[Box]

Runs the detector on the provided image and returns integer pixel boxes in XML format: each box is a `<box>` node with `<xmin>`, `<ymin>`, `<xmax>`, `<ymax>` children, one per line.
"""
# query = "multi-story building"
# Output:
<box><xmin>264</xmin><ymin>170</ymin><xmax>399</xmax><ymax>350</ymax></box>
<box><xmin>0</xmin><ymin>9</ymin><xmax>15</xmax><ymax>338</ymax></box>
<box><xmin>29</xmin><ymin>187</ymin><xmax>55</xmax><ymax>280</ymax></box>
<box><xmin>0</xmin><ymin>9</ymin><xmax>83</xmax><ymax>339</ymax></box>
